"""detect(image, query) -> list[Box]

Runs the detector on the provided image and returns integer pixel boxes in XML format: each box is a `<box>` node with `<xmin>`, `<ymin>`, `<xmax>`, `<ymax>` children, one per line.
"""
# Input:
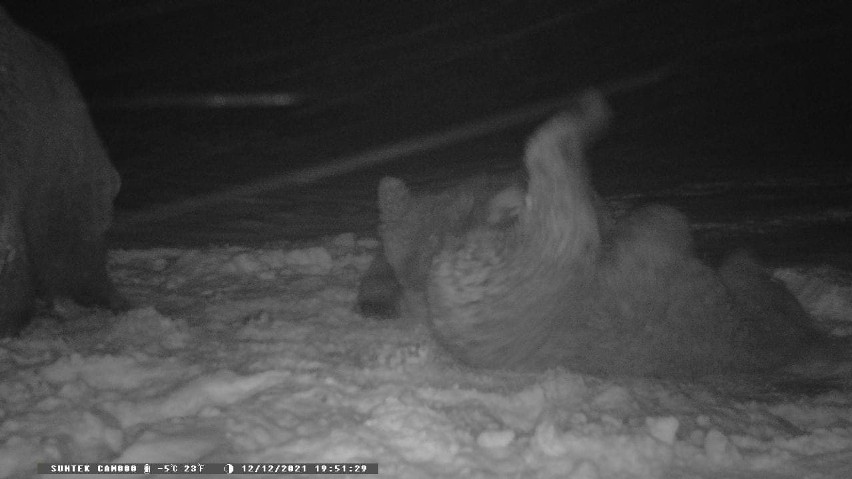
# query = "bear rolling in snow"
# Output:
<box><xmin>357</xmin><ymin>172</ymin><xmax>528</xmax><ymax>320</ymax></box>
<box><xmin>358</xmin><ymin>89</ymin><xmax>830</xmax><ymax>379</ymax></box>
<box><xmin>1</xmin><ymin>8</ymin><xmax>124</xmax><ymax>336</ymax></box>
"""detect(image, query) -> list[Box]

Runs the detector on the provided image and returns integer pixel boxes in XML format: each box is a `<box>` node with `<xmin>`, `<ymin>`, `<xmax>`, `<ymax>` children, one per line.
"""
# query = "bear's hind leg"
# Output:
<box><xmin>25</xmin><ymin>192</ymin><xmax>126</xmax><ymax>312</ymax></box>
<box><xmin>0</xmin><ymin>216</ymin><xmax>36</xmax><ymax>336</ymax></box>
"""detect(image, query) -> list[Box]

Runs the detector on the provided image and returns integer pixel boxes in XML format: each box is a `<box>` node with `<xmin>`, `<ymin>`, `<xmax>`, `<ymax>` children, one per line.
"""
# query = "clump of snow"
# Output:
<box><xmin>477</xmin><ymin>428</ymin><xmax>515</xmax><ymax>449</ymax></box>
<box><xmin>646</xmin><ymin>416</ymin><xmax>679</xmax><ymax>445</ymax></box>
<box><xmin>1</xmin><ymin>233</ymin><xmax>851</xmax><ymax>478</ymax></box>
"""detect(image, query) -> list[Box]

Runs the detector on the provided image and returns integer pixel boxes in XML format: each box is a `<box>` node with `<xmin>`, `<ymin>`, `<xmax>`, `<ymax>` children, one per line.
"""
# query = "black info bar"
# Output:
<box><xmin>37</xmin><ymin>463</ymin><xmax>379</xmax><ymax>474</ymax></box>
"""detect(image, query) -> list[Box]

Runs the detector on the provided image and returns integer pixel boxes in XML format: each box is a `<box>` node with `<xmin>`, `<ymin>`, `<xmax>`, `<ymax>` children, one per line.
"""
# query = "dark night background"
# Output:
<box><xmin>2</xmin><ymin>0</ymin><xmax>849</xmax><ymax>264</ymax></box>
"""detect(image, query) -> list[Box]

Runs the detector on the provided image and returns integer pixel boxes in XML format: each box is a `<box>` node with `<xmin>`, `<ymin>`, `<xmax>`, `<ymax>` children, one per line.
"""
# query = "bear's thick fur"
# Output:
<box><xmin>359</xmin><ymin>90</ymin><xmax>827</xmax><ymax>378</ymax></box>
<box><xmin>1</xmin><ymin>8</ymin><xmax>123</xmax><ymax>336</ymax></box>
<box><xmin>356</xmin><ymin>172</ymin><xmax>530</xmax><ymax>321</ymax></box>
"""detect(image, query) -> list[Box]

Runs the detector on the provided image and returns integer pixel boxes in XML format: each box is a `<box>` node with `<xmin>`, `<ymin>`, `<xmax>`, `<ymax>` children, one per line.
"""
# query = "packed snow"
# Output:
<box><xmin>1</xmin><ymin>231</ymin><xmax>851</xmax><ymax>479</ymax></box>
<box><xmin>2</xmin><ymin>2</ymin><xmax>846</xmax><ymax>477</ymax></box>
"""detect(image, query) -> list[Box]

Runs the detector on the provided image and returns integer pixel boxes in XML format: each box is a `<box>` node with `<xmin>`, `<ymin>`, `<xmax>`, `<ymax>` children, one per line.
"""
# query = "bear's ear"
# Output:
<box><xmin>378</xmin><ymin>177</ymin><xmax>413</xmax><ymax>224</ymax></box>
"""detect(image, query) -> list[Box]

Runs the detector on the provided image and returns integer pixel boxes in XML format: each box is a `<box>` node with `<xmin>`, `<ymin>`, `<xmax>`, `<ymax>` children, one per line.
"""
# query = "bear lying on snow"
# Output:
<box><xmin>1</xmin><ymin>7</ymin><xmax>124</xmax><ymax>336</ymax></box>
<box><xmin>358</xmin><ymin>89</ymin><xmax>840</xmax><ymax>378</ymax></box>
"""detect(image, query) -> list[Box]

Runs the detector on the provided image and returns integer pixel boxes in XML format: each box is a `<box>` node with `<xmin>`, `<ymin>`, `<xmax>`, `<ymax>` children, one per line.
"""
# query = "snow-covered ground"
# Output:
<box><xmin>1</xmin><ymin>3</ymin><xmax>847</xmax><ymax>476</ymax></box>
<box><xmin>2</xmin><ymin>226</ymin><xmax>852</xmax><ymax>478</ymax></box>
